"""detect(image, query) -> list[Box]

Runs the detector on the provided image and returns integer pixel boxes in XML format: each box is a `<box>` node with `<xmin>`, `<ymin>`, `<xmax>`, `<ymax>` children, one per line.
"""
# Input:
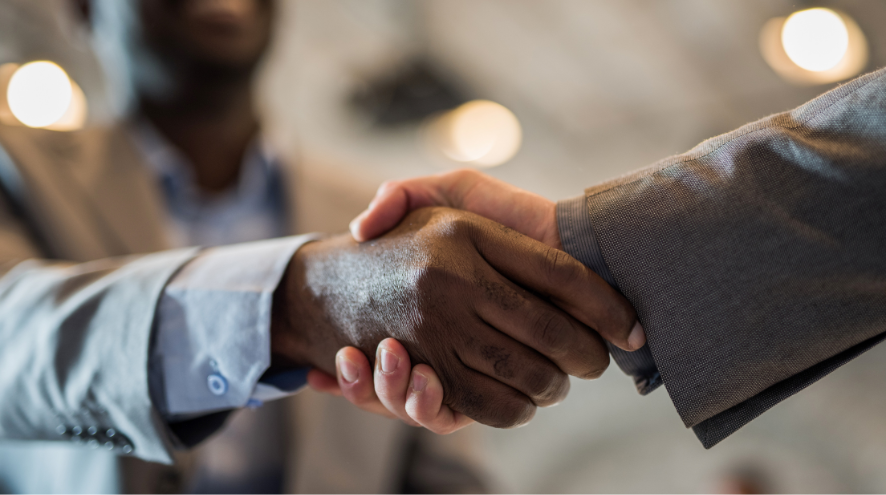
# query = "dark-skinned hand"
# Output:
<box><xmin>272</xmin><ymin>206</ymin><xmax>639</xmax><ymax>428</ymax></box>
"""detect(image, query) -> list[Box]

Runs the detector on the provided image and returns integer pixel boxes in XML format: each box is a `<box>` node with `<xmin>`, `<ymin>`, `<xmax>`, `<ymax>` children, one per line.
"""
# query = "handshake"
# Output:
<box><xmin>270</xmin><ymin>169</ymin><xmax>644</xmax><ymax>433</ymax></box>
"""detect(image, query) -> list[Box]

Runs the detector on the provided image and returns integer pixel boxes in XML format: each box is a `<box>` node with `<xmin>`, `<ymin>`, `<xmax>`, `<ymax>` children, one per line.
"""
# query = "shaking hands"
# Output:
<box><xmin>292</xmin><ymin>170</ymin><xmax>644</xmax><ymax>433</ymax></box>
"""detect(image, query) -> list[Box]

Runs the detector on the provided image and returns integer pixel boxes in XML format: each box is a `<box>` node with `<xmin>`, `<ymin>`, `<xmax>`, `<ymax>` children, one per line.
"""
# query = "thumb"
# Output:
<box><xmin>350</xmin><ymin>179</ymin><xmax>443</xmax><ymax>241</ymax></box>
<box><xmin>349</xmin><ymin>183</ymin><xmax>410</xmax><ymax>241</ymax></box>
<box><xmin>349</xmin><ymin>169</ymin><xmax>557</xmax><ymax>245</ymax></box>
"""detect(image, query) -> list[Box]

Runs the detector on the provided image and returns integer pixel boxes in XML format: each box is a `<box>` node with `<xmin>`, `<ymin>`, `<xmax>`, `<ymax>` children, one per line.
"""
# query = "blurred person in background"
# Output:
<box><xmin>0</xmin><ymin>0</ymin><xmax>641</xmax><ymax>492</ymax></box>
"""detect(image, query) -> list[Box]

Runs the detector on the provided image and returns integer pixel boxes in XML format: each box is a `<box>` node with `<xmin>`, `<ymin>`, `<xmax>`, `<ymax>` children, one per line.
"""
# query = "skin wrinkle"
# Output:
<box><xmin>447</xmin><ymin>351</ymin><xmax>534</xmax><ymax>428</ymax></box>
<box><xmin>474</xmin><ymin>270</ymin><xmax>523</xmax><ymax>312</ymax></box>
<box><xmin>481</xmin><ymin>345</ymin><xmax>514</xmax><ymax>380</ymax></box>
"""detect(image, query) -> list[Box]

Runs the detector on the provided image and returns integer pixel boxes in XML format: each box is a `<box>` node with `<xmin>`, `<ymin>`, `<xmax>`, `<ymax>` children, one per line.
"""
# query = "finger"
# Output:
<box><xmin>472</xmin><ymin>216</ymin><xmax>644</xmax><ymax>352</ymax></box>
<box><xmin>336</xmin><ymin>347</ymin><xmax>397</xmax><ymax>420</ymax></box>
<box><xmin>457</xmin><ymin>321</ymin><xmax>570</xmax><ymax>406</ymax></box>
<box><xmin>474</xmin><ymin>265</ymin><xmax>611</xmax><ymax>380</ymax></box>
<box><xmin>307</xmin><ymin>369</ymin><xmax>342</xmax><ymax>396</ymax></box>
<box><xmin>405</xmin><ymin>364</ymin><xmax>475</xmax><ymax>434</ymax></box>
<box><xmin>441</xmin><ymin>364</ymin><xmax>537</xmax><ymax>429</ymax></box>
<box><xmin>373</xmin><ymin>339</ymin><xmax>420</xmax><ymax>427</ymax></box>
<box><xmin>350</xmin><ymin>178</ymin><xmax>444</xmax><ymax>242</ymax></box>
<box><xmin>351</xmin><ymin>170</ymin><xmax>559</xmax><ymax>248</ymax></box>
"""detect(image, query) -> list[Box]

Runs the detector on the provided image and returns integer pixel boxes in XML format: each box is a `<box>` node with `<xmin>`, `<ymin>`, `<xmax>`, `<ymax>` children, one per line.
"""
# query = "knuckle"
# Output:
<box><xmin>477</xmin><ymin>275</ymin><xmax>525</xmax><ymax>312</ymax></box>
<box><xmin>412</xmin><ymin>264</ymin><xmax>443</xmax><ymax>286</ymax></box>
<box><xmin>449</xmin><ymin>379</ymin><xmax>535</xmax><ymax>429</ymax></box>
<box><xmin>577</xmin><ymin>352</ymin><xmax>610</xmax><ymax>380</ymax></box>
<box><xmin>427</xmin><ymin>214</ymin><xmax>475</xmax><ymax>242</ymax></box>
<box><xmin>488</xmin><ymin>395</ymin><xmax>536</xmax><ymax>429</ymax></box>
<box><xmin>481</xmin><ymin>345</ymin><xmax>517</xmax><ymax>380</ymax></box>
<box><xmin>542</xmin><ymin>249</ymin><xmax>576</xmax><ymax>285</ymax></box>
<box><xmin>448</xmin><ymin>215</ymin><xmax>474</xmax><ymax>236</ymax></box>
<box><xmin>530</xmin><ymin>310</ymin><xmax>571</xmax><ymax>358</ymax></box>
<box><xmin>524</xmin><ymin>368</ymin><xmax>570</xmax><ymax>406</ymax></box>
<box><xmin>410</xmin><ymin>264</ymin><xmax>464</xmax><ymax>299</ymax></box>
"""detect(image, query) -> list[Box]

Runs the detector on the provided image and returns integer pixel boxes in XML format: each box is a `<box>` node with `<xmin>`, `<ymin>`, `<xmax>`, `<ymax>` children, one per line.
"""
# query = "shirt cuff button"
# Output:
<box><xmin>207</xmin><ymin>373</ymin><xmax>228</xmax><ymax>396</ymax></box>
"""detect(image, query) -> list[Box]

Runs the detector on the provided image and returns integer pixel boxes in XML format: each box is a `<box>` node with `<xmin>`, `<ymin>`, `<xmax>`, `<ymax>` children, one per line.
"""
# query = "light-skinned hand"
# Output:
<box><xmin>350</xmin><ymin>169</ymin><xmax>561</xmax><ymax>249</ymax></box>
<box><xmin>307</xmin><ymin>339</ymin><xmax>474</xmax><ymax>433</ymax></box>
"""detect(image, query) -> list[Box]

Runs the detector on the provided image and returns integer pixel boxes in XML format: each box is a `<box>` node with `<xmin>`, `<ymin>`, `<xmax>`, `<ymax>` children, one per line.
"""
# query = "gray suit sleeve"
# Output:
<box><xmin>559</xmin><ymin>67</ymin><xmax>886</xmax><ymax>448</ymax></box>
<box><xmin>557</xmin><ymin>196</ymin><xmax>662</xmax><ymax>395</ymax></box>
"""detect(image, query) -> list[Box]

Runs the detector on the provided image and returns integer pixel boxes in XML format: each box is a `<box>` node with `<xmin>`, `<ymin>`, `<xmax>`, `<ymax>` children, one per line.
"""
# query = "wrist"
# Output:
<box><xmin>270</xmin><ymin>251</ymin><xmax>308</xmax><ymax>369</ymax></box>
<box><xmin>270</xmin><ymin>243</ymin><xmax>326</xmax><ymax>373</ymax></box>
<box><xmin>269</xmin><ymin>238</ymin><xmax>351</xmax><ymax>375</ymax></box>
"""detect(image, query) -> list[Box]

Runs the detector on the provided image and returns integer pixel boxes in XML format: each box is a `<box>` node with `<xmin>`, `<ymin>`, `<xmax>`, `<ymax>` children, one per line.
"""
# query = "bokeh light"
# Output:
<box><xmin>430</xmin><ymin>100</ymin><xmax>522</xmax><ymax>168</ymax></box>
<box><xmin>781</xmin><ymin>8</ymin><xmax>848</xmax><ymax>72</ymax></box>
<box><xmin>7</xmin><ymin>61</ymin><xmax>73</xmax><ymax>128</ymax></box>
<box><xmin>760</xmin><ymin>9</ymin><xmax>867</xmax><ymax>86</ymax></box>
<box><xmin>46</xmin><ymin>79</ymin><xmax>88</xmax><ymax>131</ymax></box>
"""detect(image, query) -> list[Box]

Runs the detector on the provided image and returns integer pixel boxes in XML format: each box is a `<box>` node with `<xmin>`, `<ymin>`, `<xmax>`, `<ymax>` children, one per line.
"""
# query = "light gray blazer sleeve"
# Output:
<box><xmin>0</xmin><ymin>187</ymin><xmax>200</xmax><ymax>464</ymax></box>
<box><xmin>564</xmin><ymin>67</ymin><xmax>886</xmax><ymax>448</ymax></box>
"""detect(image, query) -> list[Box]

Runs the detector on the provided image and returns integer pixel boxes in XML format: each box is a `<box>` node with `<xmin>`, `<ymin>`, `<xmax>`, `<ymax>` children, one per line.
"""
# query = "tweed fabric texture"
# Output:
<box><xmin>580</xmin><ymin>68</ymin><xmax>886</xmax><ymax>446</ymax></box>
<box><xmin>557</xmin><ymin>196</ymin><xmax>661</xmax><ymax>395</ymax></box>
<box><xmin>692</xmin><ymin>330</ymin><xmax>886</xmax><ymax>447</ymax></box>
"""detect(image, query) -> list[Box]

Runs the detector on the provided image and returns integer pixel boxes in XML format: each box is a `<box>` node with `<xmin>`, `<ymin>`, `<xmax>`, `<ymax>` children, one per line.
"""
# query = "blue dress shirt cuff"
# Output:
<box><xmin>556</xmin><ymin>195</ymin><xmax>662</xmax><ymax>395</ymax></box>
<box><xmin>149</xmin><ymin>235</ymin><xmax>322</xmax><ymax>419</ymax></box>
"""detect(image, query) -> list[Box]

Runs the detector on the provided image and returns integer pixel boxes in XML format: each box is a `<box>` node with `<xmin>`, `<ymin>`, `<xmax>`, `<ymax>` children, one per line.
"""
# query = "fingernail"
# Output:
<box><xmin>338</xmin><ymin>355</ymin><xmax>359</xmax><ymax>383</ymax></box>
<box><xmin>411</xmin><ymin>372</ymin><xmax>428</xmax><ymax>393</ymax></box>
<box><xmin>380</xmin><ymin>348</ymin><xmax>399</xmax><ymax>373</ymax></box>
<box><xmin>628</xmin><ymin>321</ymin><xmax>646</xmax><ymax>350</ymax></box>
<box><xmin>349</xmin><ymin>212</ymin><xmax>367</xmax><ymax>240</ymax></box>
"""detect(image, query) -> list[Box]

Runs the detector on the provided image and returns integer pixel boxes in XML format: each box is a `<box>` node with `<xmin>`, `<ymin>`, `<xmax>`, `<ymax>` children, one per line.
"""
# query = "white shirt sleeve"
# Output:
<box><xmin>148</xmin><ymin>235</ymin><xmax>323</xmax><ymax>419</ymax></box>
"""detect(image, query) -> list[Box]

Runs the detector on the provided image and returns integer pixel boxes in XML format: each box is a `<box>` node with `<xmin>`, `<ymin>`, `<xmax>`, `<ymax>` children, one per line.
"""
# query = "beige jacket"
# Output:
<box><xmin>0</xmin><ymin>123</ymin><xmax>487</xmax><ymax>493</ymax></box>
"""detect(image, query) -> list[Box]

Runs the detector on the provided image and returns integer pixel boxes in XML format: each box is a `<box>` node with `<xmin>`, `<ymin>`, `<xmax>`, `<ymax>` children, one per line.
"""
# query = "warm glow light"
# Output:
<box><xmin>760</xmin><ymin>9</ymin><xmax>867</xmax><ymax>86</ymax></box>
<box><xmin>432</xmin><ymin>100</ymin><xmax>522</xmax><ymax>168</ymax></box>
<box><xmin>7</xmin><ymin>61</ymin><xmax>73</xmax><ymax>128</ymax></box>
<box><xmin>46</xmin><ymin>80</ymin><xmax>88</xmax><ymax>131</ymax></box>
<box><xmin>781</xmin><ymin>8</ymin><xmax>848</xmax><ymax>72</ymax></box>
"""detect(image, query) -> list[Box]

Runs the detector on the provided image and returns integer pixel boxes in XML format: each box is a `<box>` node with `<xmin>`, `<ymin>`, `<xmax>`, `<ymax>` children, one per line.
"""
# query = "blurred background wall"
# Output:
<box><xmin>255</xmin><ymin>0</ymin><xmax>883</xmax><ymax>200</ymax></box>
<box><xmin>2</xmin><ymin>0</ymin><xmax>886</xmax><ymax>492</ymax></box>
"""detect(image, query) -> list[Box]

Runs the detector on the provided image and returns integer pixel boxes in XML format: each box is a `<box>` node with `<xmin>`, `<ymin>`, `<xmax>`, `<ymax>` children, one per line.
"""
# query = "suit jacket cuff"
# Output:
<box><xmin>556</xmin><ymin>195</ymin><xmax>662</xmax><ymax>395</ymax></box>
<box><xmin>580</xmin><ymin>68</ymin><xmax>886</xmax><ymax>448</ymax></box>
